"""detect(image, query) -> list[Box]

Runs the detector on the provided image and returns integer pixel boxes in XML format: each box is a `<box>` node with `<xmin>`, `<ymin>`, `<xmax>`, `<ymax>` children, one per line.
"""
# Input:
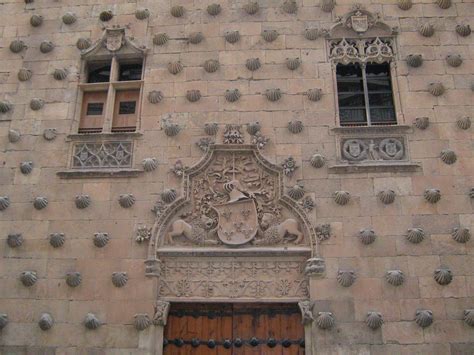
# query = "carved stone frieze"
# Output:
<box><xmin>329</xmin><ymin>37</ymin><xmax>395</xmax><ymax>65</ymax></box>
<box><xmin>72</xmin><ymin>141</ymin><xmax>133</xmax><ymax>169</ymax></box>
<box><xmin>157</xmin><ymin>257</ymin><xmax>309</xmax><ymax>300</ymax></box>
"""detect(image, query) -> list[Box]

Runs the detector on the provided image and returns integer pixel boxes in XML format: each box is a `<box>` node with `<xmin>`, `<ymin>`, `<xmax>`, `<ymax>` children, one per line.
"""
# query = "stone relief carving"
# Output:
<box><xmin>38</xmin><ymin>313</ymin><xmax>54</xmax><ymax>331</ymax></box>
<box><xmin>329</xmin><ymin>37</ymin><xmax>395</xmax><ymax>65</ymax></box>
<box><xmin>72</xmin><ymin>142</ymin><xmax>132</xmax><ymax>169</ymax></box>
<box><xmin>81</xmin><ymin>27</ymin><xmax>146</xmax><ymax>58</ymax></box>
<box><xmin>158</xmin><ymin>258</ymin><xmax>309</xmax><ymax>300</ymax></box>
<box><xmin>341</xmin><ymin>137</ymin><xmax>405</xmax><ymax>162</ymax></box>
<box><xmin>153</xmin><ymin>300</ymin><xmax>170</xmax><ymax>326</ymax></box>
<box><xmin>134</xmin><ymin>314</ymin><xmax>151</xmax><ymax>331</ymax></box>
<box><xmin>315</xmin><ymin>224</ymin><xmax>331</xmax><ymax>241</ymax></box>
<box><xmin>136</xmin><ymin>225</ymin><xmax>152</xmax><ymax>243</ymax></box>
<box><xmin>223</xmin><ymin>125</ymin><xmax>244</xmax><ymax>144</ymax></box>
<box><xmin>298</xmin><ymin>300</ymin><xmax>314</xmax><ymax>325</ymax></box>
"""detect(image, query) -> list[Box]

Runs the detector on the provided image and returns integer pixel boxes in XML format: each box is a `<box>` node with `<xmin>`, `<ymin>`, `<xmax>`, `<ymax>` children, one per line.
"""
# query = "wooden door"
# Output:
<box><xmin>164</xmin><ymin>303</ymin><xmax>304</xmax><ymax>355</ymax></box>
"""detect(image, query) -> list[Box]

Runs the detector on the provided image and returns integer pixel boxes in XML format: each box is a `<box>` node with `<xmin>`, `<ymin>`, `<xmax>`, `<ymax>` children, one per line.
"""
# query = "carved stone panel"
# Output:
<box><xmin>157</xmin><ymin>257</ymin><xmax>309</xmax><ymax>300</ymax></box>
<box><xmin>71</xmin><ymin>141</ymin><xmax>133</xmax><ymax>168</ymax></box>
<box><xmin>341</xmin><ymin>136</ymin><xmax>406</xmax><ymax>162</ymax></box>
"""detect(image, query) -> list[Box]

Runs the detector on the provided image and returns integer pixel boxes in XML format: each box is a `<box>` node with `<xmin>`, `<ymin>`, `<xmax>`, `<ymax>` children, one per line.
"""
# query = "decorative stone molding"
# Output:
<box><xmin>223</xmin><ymin>124</ymin><xmax>244</xmax><ymax>144</ymax></box>
<box><xmin>49</xmin><ymin>233</ymin><xmax>65</xmax><ymax>248</ymax></box>
<box><xmin>415</xmin><ymin>309</ymin><xmax>433</xmax><ymax>328</ymax></box>
<box><xmin>65</xmin><ymin>272</ymin><xmax>82</xmax><ymax>287</ymax></box>
<box><xmin>329</xmin><ymin>37</ymin><xmax>395</xmax><ymax>65</ymax></box>
<box><xmin>71</xmin><ymin>141</ymin><xmax>133</xmax><ymax>169</ymax></box>
<box><xmin>316</xmin><ymin>312</ymin><xmax>335</xmax><ymax>330</ymax></box>
<box><xmin>433</xmin><ymin>267</ymin><xmax>452</xmax><ymax>285</ymax></box>
<box><xmin>298</xmin><ymin>300</ymin><xmax>314</xmax><ymax>325</ymax></box>
<box><xmin>7</xmin><ymin>233</ymin><xmax>23</xmax><ymax>248</ymax></box>
<box><xmin>134</xmin><ymin>314</ymin><xmax>151</xmax><ymax>331</ymax></box>
<box><xmin>153</xmin><ymin>300</ymin><xmax>170</xmax><ymax>326</ymax></box>
<box><xmin>153</xmin><ymin>33</ymin><xmax>169</xmax><ymax>46</ymax></box>
<box><xmin>299</xmin><ymin>196</ymin><xmax>315</xmax><ymax>212</ymax></box>
<box><xmin>250</xmin><ymin>131</ymin><xmax>269</xmax><ymax>150</ymax></box>
<box><xmin>170</xmin><ymin>160</ymin><xmax>186</xmax><ymax>177</ymax></box>
<box><xmin>111</xmin><ymin>272</ymin><xmax>128</xmax><ymax>287</ymax></box>
<box><xmin>196</xmin><ymin>137</ymin><xmax>214</xmax><ymax>152</ymax></box>
<box><xmin>81</xmin><ymin>27</ymin><xmax>146</xmax><ymax>58</ymax></box>
<box><xmin>84</xmin><ymin>313</ymin><xmax>101</xmax><ymax>329</ymax></box>
<box><xmin>142</xmin><ymin>157</ymin><xmax>158</xmax><ymax>172</ymax></box>
<box><xmin>33</xmin><ymin>196</ymin><xmax>48</xmax><ymax>210</ymax></box>
<box><xmin>451</xmin><ymin>227</ymin><xmax>470</xmax><ymax>243</ymax></box>
<box><xmin>406</xmin><ymin>228</ymin><xmax>425</xmax><ymax>244</ymax></box>
<box><xmin>337</xmin><ymin>270</ymin><xmax>356</xmax><ymax>287</ymax></box>
<box><xmin>118</xmin><ymin>194</ymin><xmax>135</xmax><ymax>208</ymax></box>
<box><xmin>93</xmin><ymin>232</ymin><xmax>109</xmax><ymax>248</ymax></box>
<box><xmin>20</xmin><ymin>271</ymin><xmax>37</xmax><ymax>287</ymax></box>
<box><xmin>135</xmin><ymin>225</ymin><xmax>151</xmax><ymax>243</ymax></box>
<box><xmin>38</xmin><ymin>313</ymin><xmax>54</xmax><ymax>331</ymax></box>
<box><xmin>0</xmin><ymin>196</ymin><xmax>10</xmax><ymax>210</ymax></box>
<box><xmin>145</xmin><ymin>258</ymin><xmax>162</xmax><ymax>277</ymax></box>
<box><xmin>424</xmin><ymin>188</ymin><xmax>441</xmax><ymax>204</ymax></box>
<box><xmin>385</xmin><ymin>270</ymin><xmax>404</xmax><ymax>286</ymax></box>
<box><xmin>366</xmin><ymin>312</ymin><xmax>383</xmax><ymax>330</ymax></box>
<box><xmin>359</xmin><ymin>228</ymin><xmax>376</xmax><ymax>245</ymax></box>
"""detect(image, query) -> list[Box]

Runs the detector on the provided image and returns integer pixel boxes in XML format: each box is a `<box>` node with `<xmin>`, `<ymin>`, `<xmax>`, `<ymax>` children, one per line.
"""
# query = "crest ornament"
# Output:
<box><xmin>251</xmin><ymin>131</ymin><xmax>269</xmax><ymax>150</ymax></box>
<box><xmin>415</xmin><ymin>310</ymin><xmax>433</xmax><ymax>328</ymax></box>
<box><xmin>196</xmin><ymin>137</ymin><xmax>214</xmax><ymax>152</ymax></box>
<box><xmin>171</xmin><ymin>160</ymin><xmax>187</xmax><ymax>177</ymax></box>
<box><xmin>316</xmin><ymin>224</ymin><xmax>331</xmax><ymax>241</ymax></box>
<box><xmin>304</xmin><ymin>28</ymin><xmax>320</xmax><ymax>41</ymax></box>
<box><xmin>299</xmin><ymin>196</ymin><xmax>315</xmax><ymax>212</ymax></box>
<box><xmin>153</xmin><ymin>301</ymin><xmax>171</xmax><ymax>326</ymax></box>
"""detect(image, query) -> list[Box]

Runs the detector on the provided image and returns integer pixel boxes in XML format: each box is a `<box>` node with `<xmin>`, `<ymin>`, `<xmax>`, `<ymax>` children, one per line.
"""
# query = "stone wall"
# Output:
<box><xmin>0</xmin><ymin>0</ymin><xmax>473</xmax><ymax>354</ymax></box>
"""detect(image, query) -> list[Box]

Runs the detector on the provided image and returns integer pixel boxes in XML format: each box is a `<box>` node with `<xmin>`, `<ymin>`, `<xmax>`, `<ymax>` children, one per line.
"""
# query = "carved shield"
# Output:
<box><xmin>348</xmin><ymin>141</ymin><xmax>361</xmax><ymax>157</ymax></box>
<box><xmin>384</xmin><ymin>142</ymin><xmax>398</xmax><ymax>157</ymax></box>
<box><xmin>351</xmin><ymin>14</ymin><xmax>369</xmax><ymax>33</ymax></box>
<box><xmin>106</xmin><ymin>31</ymin><xmax>124</xmax><ymax>52</ymax></box>
<box><xmin>215</xmin><ymin>199</ymin><xmax>258</xmax><ymax>246</ymax></box>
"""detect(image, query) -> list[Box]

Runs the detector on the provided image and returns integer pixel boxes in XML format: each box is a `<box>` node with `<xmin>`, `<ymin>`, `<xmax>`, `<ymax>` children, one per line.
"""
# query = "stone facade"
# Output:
<box><xmin>0</xmin><ymin>0</ymin><xmax>473</xmax><ymax>354</ymax></box>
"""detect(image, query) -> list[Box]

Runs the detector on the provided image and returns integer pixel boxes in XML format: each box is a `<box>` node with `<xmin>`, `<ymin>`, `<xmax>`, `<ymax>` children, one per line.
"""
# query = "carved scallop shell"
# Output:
<box><xmin>433</xmin><ymin>267</ymin><xmax>452</xmax><ymax>285</ymax></box>
<box><xmin>440</xmin><ymin>149</ymin><xmax>457</xmax><ymax>165</ymax></box>
<box><xmin>287</xmin><ymin>120</ymin><xmax>304</xmax><ymax>134</ymax></box>
<box><xmin>167</xmin><ymin>61</ymin><xmax>183</xmax><ymax>75</ymax></box>
<box><xmin>188</xmin><ymin>32</ymin><xmax>204</xmax><ymax>44</ymax></box>
<box><xmin>424</xmin><ymin>188</ymin><xmax>441</xmax><ymax>204</ymax></box>
<box><xmin>66</xmin><ymin>272</ymin><xmax>82</xmax><ymax>287</ymax></box>
<box><xmin>49</xmin><ymin>233</ymin><xmax>65</xmax><ymax>248</ymax></box>
<box><xmin>246</xmin><ymin>58</ymin><xmax>261</xmax><ymax>71</ymax></box>
<box><xmin>456</xmin><ymin>24</ymin><xmax>471</xmax><ymax>37</ymax></box>
<box><xmin>161</xmin><ymin>189</ymin><xmax>177</xmax><ymax>204</ymax></box>
<box><xmin>99</xmin><ymin>10</ymin><xmax>113</xmax><ymax>22</ymax></box>
<box><xmin>359</xmin><ymin>228</ymin><xmax>376</xmax><ymax>245</ymax></box>
<box><xmin>93</xmin><ymin>232</ymin><xmax>109</xmax><ymax>248</ymax></box>
<box><xmin>320</xmin><ymin>0</ymin><xmax>335</xmax><ymax>12</ymax></box>
<box><xmin>470</xmin><ymin>188</ymin><xmax>474</xmax><ymax>199</ymax></box>
<box><xmin>0</xmin><ymin>101</ymin><xmax>12</xmax><ymax>113</ymax></box>
<box><xmin>446</xmin><ymin>54</ymin><xmax>462</xmax><ymax>67</ymax></box>
<box><xmin>262</xmin><ymin>30</ymin><xmax>278</xmax><ymax>42</ymax></box>
<box><xmin>153</xmin><ymin>33</ymin><xmax>169</xmax><ymax>46</ymax></box>
<box><xmin>0</xmin><ymin>196</ymin><xmax>10</xmax><ymax>210</ymax></box>
<box><xmin>76</xmin><ymin>38</ymin><xmax>91</xmax><ymax>50</ymax></box>
<box><xmin>75</xmin><ymin>195</ymin><xmax>91</xmax><ymax>209</ymax></box>
<box><xmin>316</xmin><ymin>312</ymin><xmax>335</xmax><ymax>330</ymax></box>
<box><xmin>265</xmin><ymin>88</ymin><xmax>282</xmax><ymax>102</ymax></box>
<box><xmin>118</xmin><ymin>194</ymin><xmax>135</xmax><ymax>208</ymax></box>
<box><xmin>186</xmin><ymin>89</ymin><xmax>201</xmax><ymax>103</ymax></box>
<box><xmin>243</xmin><ymin>2</ymin><xmax>259</xmax><ymax>15</ymax></box>
<box><xmin>286</xmin><ymin>57</ymin><xmax>301</xmax><ymax>71</ymax></box>
<box><xmin>205</xmin><ymin>122</ymin><xmax>219</xmax><ymax>135</ymax></box>
<box><xmin>398</xmin><ymin>0</ymin><xmax>412</xmax><ymax>10</ymax></box>
<box><xmin>225</xmin><ymin>89</ymin><xmax>241</xmax><ymax>103</ymax></box>
<box><xmin>337</xmin><ymin>270</ymin><xmax>356</xmax><ymax>287</ymax></box>
<box><xmin>171</xmin><ymin>5</ymin><xmax>185</xmax><ymax>17</ymax></box>
<box><xmin>415</xmin><ymin>309</ymin><xmax>433</xmax><ymax>328</ymax></box>
<box><xmin>310</xmin><ymin>154</ymin><xmax>325</xmax><ymax>168</ymax></box>
<box><xmin>8</xmin><ymin>129</ymin><xmax>20</xmax><ymax>143</ymax></box>
<box><xmin>436</xmin><ymin>0</ymin><xmax>451</xmax><ymax>9</ymax></box>
<box><xmin>163</xmin><ymin>121</ymin><xmax>181</xmax><ymax>136</ymax></box>
<box><xmin>53</xmin><ymin>68</ymin><xmax>68</xmax><ymax>81</ymax></box>
<box><xmin>366</xmin><ymin>312</ymin><xmax>384</xmax><ymax>330</ymax></box>
<box><xmin>428</xmin><ymin>82</ymin><xmax>444</xmax><ymax>96</ymax></box>
<box><xmin>0</xmin><ymin>314</ymin><xmax>8</xmax><ymax>330</ymax></box>
<box><xmin>134</xmin><ymin>314</ymin><xmax>151</xmax><ymax>331</ymax></box>
<box><xmin>111</xmin><ymin>272</ymin><xmax>128</xmax><ymax>287</ymax></box>
<box><xmin>456</xmin><ymin>116</ymin><xmax>471</xmax><ymax>130</ymax></box>
<box><xmin>224</xmin><ymin>30</ymin><xmax>240</xmax><ymax>44</ymax></box>
<box><xmin>406</xmin><ymin>228</ymin><xmax>425</xmax><ymax>244</ymax></box>
<box><xmin>287</xmin><ymin>184</ymin><xmax>305</xmax><ymax>200</ymax></box>
<box><xmin>142</xmin><ymin>158</ymin><xmax>158</xmax><ymax>172</ymax></box>
<box><xmin>39</xmin><ymin>41</ymin><xmax>54</xmax><ymax>54</ymax></box>
<box><xmin>334</xmin><ymin>191</ymin><xmax>350</xmax><ymax>205</ymax></box>
<box><xmin>20</xmin><ymin>271</ymin><xmax>37</xmax><ymax>287</ymax></box>
<box><xmin>386</xmin><ymin>270</ymin><xmax>404</xmax><ymax>286</ymax></box>
<box><xmin>406</xmin><ymin>54</ymin><xmax>423</xmax><ymax>68</ymax></box>
<box><xmin>18</xmin><ymin>68</ymin><xmax>32</xmax><ymax>82</ymax></box>
<box><xmin>148</xmin><ymin>90</ymin><xmax>163</xmax><ymax>104</ymax></box>
<box><xmin>84</xmin><ymin>313</ymin><xmax>101</xmax><ymax>330</ymax></box>
<box><xmin>30</xmin><ymin>98</ymin><xmax>44</xmax><ymax>111</ymax></box>
<box><xmin>451</xmin><ymin>227</ymin><xmax>470</xmax><ymax>243</ymax></box>
<box><xmin>43</xmin><ymin>128</ymin><xmax>57</xmax><ymax>141</ymax></box>
<box><xmin>246</xmin><ymin>121</ymin><xmax>261</xmax><ymax>135</ymax></box>
<box><xmin>419</xmin><ymin>23</ymin><xmax>435</xmax><ymax>37</ymax></box>
<box><xmin>414</xmin><ymin>116</ymin><xmax>429</xmax><ymax>130</ymax></box>
<box><xmin>33</xmin><ymin>196</ymin><xmax>48</xmax><ymax>210</ymax></box>
<box><xmin>135</xmin><ymin>8</ymin><xmax>150</xmax><ymax>20</ymax></box>
<box><xmin>378</xmin><ymin>190</ymin><xmax>395</xmax><ymax>205</ymax></box>
<box><xmin>304</xmin><ymin>28</ymin><xmax>320</xmax><ymax>41</ymax></box>
<box><xmin>20</xmin><ymin>161</ymin><xmax>33</xmax><ymax>175</ymax></box>
<box><xmin>30</xmin><ymin>14</ymin><xmax>43</xmax><ymax>27</ymax></box>
<box><xmin>38</xmin><ymin>313</ymin><xmax>54</xmax><ymax>331</ymax></box>
<box><xmin>203</xmin><ymin>59</ymin><xmax>220</xmax><ymax>73</ymax></box>
<box><xmin>7</xmin><ymin>233</ymin><xmax>23</xmax><ymax>248</ymax></box>
<box><xmin>10</xmin><ymin>40</ymin><xmax>26</xmax><ymax>53</ymax></box>
<box><xmin>464</xmin><ymin>310</ymin><xmax>474</xmax><ymax>326</ymax></box>
<box><xmin>62</xmin><ymin>12</ymin><xmax>77</xmax><ymax>25</ymax></box>
<box><xmin>207</xmin><ymin>3</ymin><xmax>221</xmax><ymax>16</ymax></box>
<box><xmin>282</xmin><ymin>1</ymin><xmax>297</xmax><ymax>14</ymax></box>
<box><xmin>306</xmin><ymin>88</ymin><xmax>323</xmax><ymax>102</ymax></box>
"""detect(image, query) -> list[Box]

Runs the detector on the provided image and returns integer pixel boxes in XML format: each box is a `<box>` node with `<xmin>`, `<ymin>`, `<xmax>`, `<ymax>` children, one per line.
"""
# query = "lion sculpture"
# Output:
<box><xmin>167</xmin><ymin>215</ymin><xmax>218</xmax><ymax>245</ymax></box>
<box><xmin>254</xmin><ymin>213</ymin><xmax>304</xmax><ymax>245</ymax></box>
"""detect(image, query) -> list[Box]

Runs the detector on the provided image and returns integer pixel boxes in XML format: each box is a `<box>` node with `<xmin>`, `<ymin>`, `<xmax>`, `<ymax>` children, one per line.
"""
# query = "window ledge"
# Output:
<box><xmin>57</xmin><ymin>168</ymin><xmax>144</xmax><ymax>179</ymax></box>
<box><xmin>332</xmin><ymin>125</ymin><xmax>412</xmax><ymax>135</ymax></box>
<box><xmin>328</xmin><ymin>161</ymin><xmax>421</xmax><ymax>174</ymax></box>
<box><xmin>66</xmin><ymin>131</ymin><xmax>143</xmax><ymax>141</ymax></box>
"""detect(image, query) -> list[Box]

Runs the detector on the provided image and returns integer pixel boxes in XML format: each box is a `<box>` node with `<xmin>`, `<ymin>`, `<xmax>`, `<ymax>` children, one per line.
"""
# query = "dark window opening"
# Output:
<box><xmin>337</xmin><ymin>62</ymin><xmax>396</xmax><ymax>126</ymax></box>
<box><xmin>87</xmin><ymin>64</ymin><xmax>111</xmax><ymax>83</ymax></box>
<box><xmin>118</xmin><ymin>101</ymin><xmax>136</xmax><ymax>115</ymax></box>
<box><xmin>119</xmin><ymin>63</ymin><xmax>143</xmax><ymax>81</ymax></box>
<box><xmin>86</xmin><ymin>102</ymin><xmax>104</xmax><ymax>116</ymax></box>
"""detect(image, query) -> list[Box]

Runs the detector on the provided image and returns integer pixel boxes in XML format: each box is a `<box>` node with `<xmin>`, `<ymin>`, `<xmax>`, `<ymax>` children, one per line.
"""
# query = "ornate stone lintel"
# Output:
<box><xmin>153</xmin><ymin>300</ymin><xmax>170</xmax><ymax>326</ymax></box>
<box><xmin>144</xmin><ymin>258</ymin><xmax>162</xmax><ymax>277</ymax></box>
<box><xmin>304</xmin><ymin>257</ymin><xmax>325</xmax><ymax>277</ymax></box>
<box><xmin>298</xmin><ymin>300</ymin><xmax>315</xmax><ymax>325</ymax></box>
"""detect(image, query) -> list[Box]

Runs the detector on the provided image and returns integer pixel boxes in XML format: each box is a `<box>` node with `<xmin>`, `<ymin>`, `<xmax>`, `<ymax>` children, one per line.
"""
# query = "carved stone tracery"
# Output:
<box><xmin>329</xmin><ymin>37</ymin><xmax>395</xmax><ymax>65</ymax></box>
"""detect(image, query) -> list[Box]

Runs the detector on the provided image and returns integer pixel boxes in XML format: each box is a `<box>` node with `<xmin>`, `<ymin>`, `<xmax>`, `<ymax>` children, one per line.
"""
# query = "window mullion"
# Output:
<box><xmin>361</xmin><ymin>63</ymin><xmax>371</xmax><ymax>126</ymax></box>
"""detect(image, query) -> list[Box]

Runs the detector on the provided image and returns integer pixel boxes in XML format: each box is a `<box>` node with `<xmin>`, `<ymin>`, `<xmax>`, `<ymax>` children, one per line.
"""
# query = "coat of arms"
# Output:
<box><xmin>106</xmin><ymin>30</ymin><xmax>124</xmax><ymax>52</ymax></box>
<box><xmin>350</xmin><ymin>12</ymin><xmax>369</xmax><ymax>33</ymax></box>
